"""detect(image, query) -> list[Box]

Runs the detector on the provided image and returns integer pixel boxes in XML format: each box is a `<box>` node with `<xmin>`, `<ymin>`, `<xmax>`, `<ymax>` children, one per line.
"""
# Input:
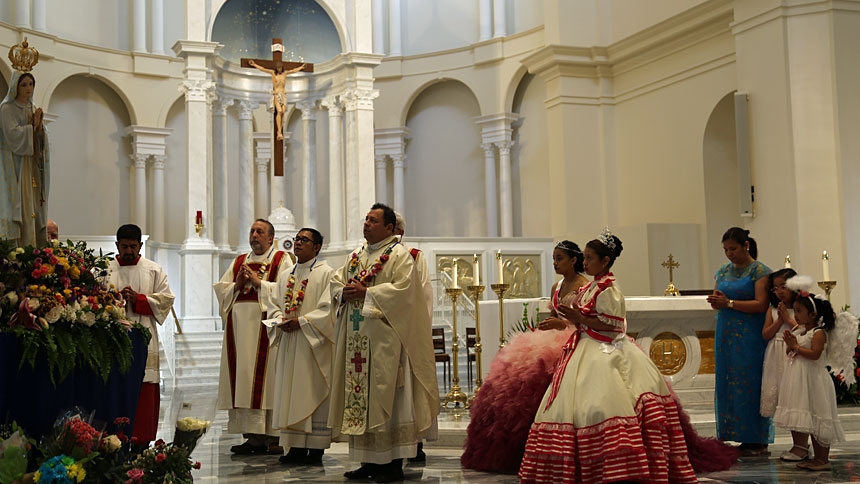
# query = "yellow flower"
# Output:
<box><xmin>34</xmin><ymin>470</ymin><xmax>41</xmax><ymax>482</ymax></box>
<box><xmin>69</xmin><ymin>266</ymin><xmax>81</xmax><ymax>279</ymax></box>
<box><xmin>67</xmin><ymin>463</ymin><xmax>86</xmax><ymax>482</ymax></box>
<box><xmin>39</xmin><ymin>285</ymin><xmax>47</xmax><ymax>291</ymax></box>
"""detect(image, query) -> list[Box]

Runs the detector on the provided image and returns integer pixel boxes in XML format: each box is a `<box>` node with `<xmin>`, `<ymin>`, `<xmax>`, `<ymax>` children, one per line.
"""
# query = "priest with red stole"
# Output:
<box><xmin>215</xmin><ymin>219</ymin><xmax>293</xmax><ymax>454</ymax></box>
<box><xmin>106</xmin><ymin>223</ymin><xmax>175</xmax><ymax>446</ymax></box>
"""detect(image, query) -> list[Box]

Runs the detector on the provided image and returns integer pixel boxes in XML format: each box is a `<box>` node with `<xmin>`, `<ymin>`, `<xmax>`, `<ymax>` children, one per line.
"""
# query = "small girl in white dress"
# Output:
<box><xmin>773</xmin><ymin>276</ymin><xmax>849</xmax><ymax>471</ymax></box>
<box><xmin>761</xmin><ymin>268</ymin><xmax>798</xmax><ymax>421</ymax></box>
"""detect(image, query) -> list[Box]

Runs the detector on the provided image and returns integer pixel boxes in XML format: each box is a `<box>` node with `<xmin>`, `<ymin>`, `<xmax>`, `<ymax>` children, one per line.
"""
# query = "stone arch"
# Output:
<box><xmin>43</xmin><ymin>69</ymin><xmax>138</xmax><ymax>126</ymax></box>
<box><xmin>400</xmin><ymin>77</ymin><xmax>481</xmax><ymax>127</ymax></box>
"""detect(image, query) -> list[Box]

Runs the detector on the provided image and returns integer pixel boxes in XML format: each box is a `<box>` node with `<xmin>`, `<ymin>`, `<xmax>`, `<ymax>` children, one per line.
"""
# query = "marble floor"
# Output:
<box><xmin>164</xmin><ymin>403</ymin><xmax>860</xmax><ymax>483</ymax></box>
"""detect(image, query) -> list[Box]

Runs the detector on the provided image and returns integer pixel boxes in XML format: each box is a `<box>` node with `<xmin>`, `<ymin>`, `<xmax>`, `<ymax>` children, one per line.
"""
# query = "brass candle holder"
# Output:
<box><xmin>817</xmin><ymin>280</ymin><xmax>836</xmax><ymax>300</ymax></box>
<box><xmin>466</xmin><ymin>284</ymin><xmax>485</xmax><ymax>408</ymax></box>
<box><xmin>443</xmin><ymin>287</ymin><xmax>468</xmax><ymax>409</ymax></box>
<box><xmin>491</xmin><ymin>283</ymin><xmax>510</xmax><ymax>349</ymax></box>
<box><xmin>194</xmin><ymin>222</ymin><xmax>204</xmax><ymax>237</ymax></box>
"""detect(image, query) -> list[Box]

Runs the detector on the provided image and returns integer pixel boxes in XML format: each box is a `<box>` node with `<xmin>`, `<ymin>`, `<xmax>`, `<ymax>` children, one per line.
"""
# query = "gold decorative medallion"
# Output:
<box><xmin>648</xmin><ymin>331</ymin><xmax>687</xmax><ymax>375</ymax></box>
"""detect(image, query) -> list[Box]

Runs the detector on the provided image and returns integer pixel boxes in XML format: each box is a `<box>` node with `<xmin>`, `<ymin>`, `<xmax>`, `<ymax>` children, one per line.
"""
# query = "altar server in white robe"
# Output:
<box><xmin>261</xmin><ymin>227</ymin><xmax>336</xmax><ymax>465</ymax></box>
<box><xmin>215</xmin><ymin>219</ymin><xmax>293</xmax><ymax>455</ymax></box>
<box><xmin>106</xmin><ymin>223</ymin><xmax>174</xmax><ymax>445</ymax></box>
<box><xmin>331</xmin><ymin>203</ymin><xmax>440</xmax><ymax>483</ymax></box>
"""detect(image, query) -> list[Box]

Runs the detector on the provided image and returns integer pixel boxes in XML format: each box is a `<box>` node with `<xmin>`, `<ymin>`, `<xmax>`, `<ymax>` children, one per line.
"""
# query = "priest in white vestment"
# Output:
<box><xmin>105</xmin><ymin>224</ymin><xmax>174</xmax><ymax>445</ymax></box>
<box><xmin>215</xmin><ymin>219</ymin><xmax>293</xmax><ymax>455</ymax></box>
<box><xmin>331</xmin><ymin>204</ymin><xmax>440</xmax><ymax>483</ymax></box>
<box><xmin>261</xmin><ymin>227</ymin><xmax>336</xmax><ymax>466</ymax></box>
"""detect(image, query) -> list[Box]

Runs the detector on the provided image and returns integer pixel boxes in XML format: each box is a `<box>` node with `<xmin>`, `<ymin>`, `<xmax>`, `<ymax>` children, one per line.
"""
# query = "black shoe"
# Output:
<box><xmin>345</xmin><ymin>462</ymin><xmax>379</xmax><ymax>480</ymax></box>
<box><xmin>230</xmin><ymin>441</ymin><xmax>266</xmax><ymax>455</ymax></box>
<box><xmin>279</xmin><ymin>448</ymin><xmax>309</xmax><ymax>465</ymax></box>
<box><xmin>374</xmin><ymin>460</ymin><xmax>404</xmax><ymax>483</ymax></box>
<box><xmin>407</xmin><ymin>442</ymin><xmax>425</xmax><ymax>463</ymax></box>
<box><xmin>305</xmin><ymin>449</ymin><xmax>324</xmax><ymax>466</ymax></box>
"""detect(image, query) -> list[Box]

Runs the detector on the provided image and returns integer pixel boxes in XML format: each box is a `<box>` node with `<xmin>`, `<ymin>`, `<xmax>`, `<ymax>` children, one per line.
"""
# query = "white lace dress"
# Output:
<box><xmin>759</xmin><ymin>307</ymin><xmax>795</xmax><ymax>417</ymax></box>
<box><xmin>773</xmin><ymin>327</ymin><xmax>845</xmax><ymax>446</ymax></box>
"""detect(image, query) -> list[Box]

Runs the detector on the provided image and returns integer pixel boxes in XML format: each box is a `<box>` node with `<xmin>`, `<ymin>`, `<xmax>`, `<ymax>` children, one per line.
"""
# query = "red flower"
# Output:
<box><xmin>114</xmin><ymin>416</ymin><xmax>131</xmax><ymax>426</ymax></box>
<box><xmin>194</xmin><ymin>461</ymin><xmax>202</xmax><ymax>469</ymax></box>
<box><xmin>155</xmin><ymin>453</ymin><xmax>167</xmax><ymax>463</ymax></box>
<box><xmin>155</xmin><ymin>438</ymin><xmax>165</xmax><ymax>447</ymax></box>
<box><xmin>380</xmin><ymin>254</ymin><xmax>389</xmax><ymax>262</ymax></box>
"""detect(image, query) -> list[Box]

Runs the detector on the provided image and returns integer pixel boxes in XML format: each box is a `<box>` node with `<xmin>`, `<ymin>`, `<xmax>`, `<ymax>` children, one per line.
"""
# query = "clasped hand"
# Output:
<box><xmin>236</xmin><ymin>263</ymin><xmax>260</xmax><ymax>288</ymax></box>
<box><xmin>280</xmin><ymin>318</ymin><xmax>300</xmax><ymax>332</ymax></box>
<box><xmin>783</xmin><ymin>330</ymin><xmax>798</xmax><ymax>353</ymax></box>
<box><xmin>120</xmin><ymin>286</ymin><xmax>138</xmax><ymax>302</ymax></box>
<box><xmin>342</xmin><ymin>279</ymin><xmax>367</xmax><ymax>301</ymax></box>
<box><xmin>706</xmin><ymin>290</ymin><xmax>729</xmax><ymax>309</ymax></box>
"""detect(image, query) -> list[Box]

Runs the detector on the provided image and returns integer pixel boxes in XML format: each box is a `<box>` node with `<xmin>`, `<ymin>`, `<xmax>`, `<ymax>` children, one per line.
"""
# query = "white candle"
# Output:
<box><xmin>452</xmin><ymin>259</ymin><xmax>459</xmax><ymax>289</ymax></box>
<box><xmin>496</xmin><ymin>250</ymin><xmax>504</xmax><ymax>284</ymax></box>
<box><xmin>822</xmin><ymin>251</ymin><xmax>830</xmax><ymax>281</ymax></box>
<box><xmin>473</xmin><ymin>254</ymin><xmax>480</xmax><ymax>285</ymax></box>
<box><xmin>784</xmin><ymin>255</ymin><xmax>791</xmax><ymax>269</ymax></box>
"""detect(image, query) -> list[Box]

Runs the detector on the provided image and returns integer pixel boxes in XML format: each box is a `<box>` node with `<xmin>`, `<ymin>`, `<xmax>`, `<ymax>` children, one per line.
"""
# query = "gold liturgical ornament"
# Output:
<box><xmin>9</xmin><ymin>37</ymin><xmax>39</xmax><ymax>72</ymax></box>
<box><xmin>661</xmin><ymin>254</ymin><xmax>680</xmax><ymax>296</ymax></box>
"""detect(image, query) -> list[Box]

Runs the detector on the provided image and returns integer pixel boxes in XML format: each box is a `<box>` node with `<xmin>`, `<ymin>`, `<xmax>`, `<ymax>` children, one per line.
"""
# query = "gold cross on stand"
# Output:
<box><xmin>661</xmin><ymin>254</ymin><xmax>681</xmax><ymax>296</ymax></box>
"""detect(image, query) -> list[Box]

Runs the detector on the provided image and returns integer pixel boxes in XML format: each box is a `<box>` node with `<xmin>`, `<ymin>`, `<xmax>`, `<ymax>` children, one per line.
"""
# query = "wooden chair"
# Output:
<box><xmin>466</xmin><ymin>327</ymin><xmax>477</xmax><ymax>390</ymax></box>
<box><xmin>432</xmin><ymin>327</ymin><xmax>451</xmax><ymax>391</ymax></box>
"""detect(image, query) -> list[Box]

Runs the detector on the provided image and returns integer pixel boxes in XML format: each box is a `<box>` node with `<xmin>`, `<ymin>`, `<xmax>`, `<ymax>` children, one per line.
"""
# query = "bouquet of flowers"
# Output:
<box><xmin>0</xmin><ymin>424</ymin><xmax>30</xmax><ymax>484</ymax></box>
<box><xmin>0</xmin><ymin>240</ymin><xmax>151</xmax><ymax>384</ymax></box>
<box><xmin>172</xmin><ymin>419</ymin><xmax>209</xmax><ymax>455</ymax></box>
<box><xmin>123</xmin><ymin>439</ymin><xmax>200</xmax><ymax>484</ymax></box>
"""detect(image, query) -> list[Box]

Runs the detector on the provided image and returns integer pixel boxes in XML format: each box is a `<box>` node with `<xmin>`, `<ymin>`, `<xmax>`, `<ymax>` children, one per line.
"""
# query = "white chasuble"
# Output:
<box><xmin>329</xmin><ymin>235</ymin><xmax>440</xmax><ymax>463</ymax></box>
<box><xmin>261</xmin><ymin>258</ymin><xmax>336</xmax><ymax>449</ymax></box>
<box><xmin>106</xmin><ymin>257</ymin><xmax>175</xmax><ymax>383</ymax></box>
<box><xmin>214</xmin><ymin>249</ymin><xmax>293</xmax><ymax>435</ymax></box>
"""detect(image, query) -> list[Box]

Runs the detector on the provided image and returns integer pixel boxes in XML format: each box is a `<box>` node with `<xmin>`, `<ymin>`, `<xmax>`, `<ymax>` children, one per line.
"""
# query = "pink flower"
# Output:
<box><xmin>126</xmin><ymin>468</ymin><xmax>144</xmax><ymax>481</ymax></box>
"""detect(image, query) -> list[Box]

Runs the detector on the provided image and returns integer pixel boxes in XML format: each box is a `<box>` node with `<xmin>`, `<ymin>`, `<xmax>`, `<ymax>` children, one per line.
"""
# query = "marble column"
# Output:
<box><xmin>15</xmin><ymin>0</ymin><xmax>29</xmax><ymax>28</ymax></box>
<box><xmin>482</xmin><ymin>143</ymin><xmax>499</xmax><ymax>237</ymax></box>
<box><xmin>132</xmin><ymin>153</ymin><xmax>148</xmax><ymax>231</ymax></box>
<box><xmin>392</xmin><ymin>154</ymin><xmax>406</xmax><ymax>214</ymax></box>
<box><xmin>237</xmin><ymin>101</ymin><xmax>256</xmax><ymax>252</ymax></box>
<box><xmin>254</xmin><ymin>132</ymin><xmax>271</xmax><ymax>219</ymax></box>
<box><xmin>151</xmin><ymin>155</ymin><xmax>166</xmax><ymax>241</ymax></box>
<box><xmin>174</xmin><ymin>23</ymin><xmax>221</xmax><ymax>332</ymax></box>
<box><xmin>372</xmin><ymin>0</ymin><xmax>385</xmax><ymax>55</ymax></box>
<box><xmin>388</xmin><ymin>0</ymin><xmax>402</xmax><ymax>56</ymax></box>
<box><xmin>351</xmin><ymin>90</ymin><xmax>380</xmax><ymax>239</ymax></box>
<box><xmin>297</xmin><ymin>100</ymin><xmax>318</xmax><ymax>228</ymax></box>
<box><xmin>479</xmin><ymin>0</ymin><xmax>492</xmax><ymax>41</ymax></box>
<box><xmin>496</xmin><ymin>140</ymin><xmax>514</xmax><ymax>237</ymax></box>
<box><xmin>374</xmin><ymin>155</ymin><xmax>388</xmax><ymax>204</ymax></box>
<box><xmin>133</xmin><ymin>0</ymin><xmax>147</xmax><ymax>53</ymax></box>
<box><xmin>212</xmin><ymin>97</ymin><xmax>231</xmax><ymax>250</ymax></box>
<box><xmin>322</xmin><ymin>96</ymin><xmax>345</xmax><ymax>247</ymax></box>
<box><xmin>344</xmin><ymin>96</ymin><xmax>360</xmax><ymax>241</ymax></box>
<box><xmin>493</xmin><ymin>0</ymin><xmax>507</xmax><ymax>38</ymax></box>
<box><xmin>151</xmin><ymin>0</ymin><xmax>165</xmax><ymax>55</ymax></box>
<box><xmin>33</xmin><ymin>0</ymin><xmax>46</xmax><ymax>31</ymax></box>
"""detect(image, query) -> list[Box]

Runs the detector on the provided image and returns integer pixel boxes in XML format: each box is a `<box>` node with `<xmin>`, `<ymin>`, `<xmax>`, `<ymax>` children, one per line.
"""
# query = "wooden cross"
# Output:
<box><xmin>241</xmin><ymin>38</ymin><xmax>314</xmax><ymax>176</ymax></box>
<box><xmin>661</xmin><ymin>254</ymin><xmax>680</xmax><ymax>283</ymax></box>
<box><xmin>350</xmin><ymin>307</ymin><xmax>365</xmax><ymax>331</ymax></box>
<box><xmin>351</xmin><ymin>351</ymin><xmax>367</xmax><ymax>373</ymax></box>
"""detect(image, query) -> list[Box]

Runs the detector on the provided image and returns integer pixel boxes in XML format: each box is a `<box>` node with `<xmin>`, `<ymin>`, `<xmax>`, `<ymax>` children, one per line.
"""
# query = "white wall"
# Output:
<box><xmin>401</xmin><ymin>0</ymin><xmax>478</xmax><ymax>55</ymax></box>
<box><xmin>511</xmin><ymin>73</ymin><xmax>549</xmax><ymax>237</ymax></box>
<box><xmin>46</xmin><ymin>0</ymin><xmax>130</xmax><ymax>51</ymax></box>
<box><xmin>405</xmin><ymin>81</ymin><xmax>484</xmax><ymax>237</ymax></box>
<box><xmin>164</xmin><ymin>98</ymin><xmax>188</xmax><ymax>244</ymax></box>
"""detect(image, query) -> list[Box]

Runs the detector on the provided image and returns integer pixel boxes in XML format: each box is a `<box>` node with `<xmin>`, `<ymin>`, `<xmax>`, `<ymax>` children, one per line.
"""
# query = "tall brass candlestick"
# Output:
<box><xmin>491</xmin><ymin>283</ymin><xmax>510</xmax><ymax>349</ymax></box>
<box><xmin>443</xmin><ymin>288</ymin><xmax>468</xmax><ymax>408</ymax></box>
<box><xmin>466</xmin><ymin>284</ymin><xmax>485</xmax><ymax>408</ymax></box>
<box><xmin>817</xmin><ymin>280</ymin><xmax>836</xmax><ymax>300</ymax></box>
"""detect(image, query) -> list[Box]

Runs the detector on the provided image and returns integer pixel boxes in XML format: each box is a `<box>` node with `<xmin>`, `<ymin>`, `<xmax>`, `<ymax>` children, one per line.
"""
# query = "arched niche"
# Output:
<box><xmin>511</xmin><ymin>72</ymin><xmax>548</xmax><ymax>237</ymax></box>
<box><xmin>211</xmin><ymin>0</ymin><xmax>343</xmax><ymax>65</ymax></box>
<box><xmin>702</xmin><ymin>92</ymin><xmax>744</xmax><ymax>272</ymax></box>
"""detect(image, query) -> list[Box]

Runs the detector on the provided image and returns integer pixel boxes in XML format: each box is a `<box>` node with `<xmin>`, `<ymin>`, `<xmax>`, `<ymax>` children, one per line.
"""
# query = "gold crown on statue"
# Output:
<box><xmin>8</xmin><ymin>38</ymin><xmax>39</xmax><ymax>72</ymax></box>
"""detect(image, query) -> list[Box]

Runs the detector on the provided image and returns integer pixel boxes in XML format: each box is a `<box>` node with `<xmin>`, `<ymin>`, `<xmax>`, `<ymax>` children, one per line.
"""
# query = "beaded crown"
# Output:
<box><xmin>597</xmin><ymin>227</ymin><xmax>616</xmax><ymax>251</ymax></box>
<box><xmin>8</xmin><ymin>38</ymin><xmax>39</xmax><ymax>72</ymax></box>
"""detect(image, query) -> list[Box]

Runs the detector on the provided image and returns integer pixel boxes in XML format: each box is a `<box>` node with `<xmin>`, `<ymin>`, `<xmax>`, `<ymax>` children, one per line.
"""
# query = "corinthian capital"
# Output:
<box><xmin>180</xmin><ymin>79</ymin><xmax>216</xmax><ymax>102</ymax></box>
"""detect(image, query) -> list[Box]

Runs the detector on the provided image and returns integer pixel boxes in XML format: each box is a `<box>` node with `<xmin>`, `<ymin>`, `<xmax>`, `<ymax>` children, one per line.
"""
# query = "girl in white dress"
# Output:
<box><xmin>773</xmin><ymin>277</ymin><xmax>844</xmax><ymax>471</ymax></box>
<box><xmin>760</xmin><ymin>270</ymin><xmax>799</xmax><ymax>413</ymax></box>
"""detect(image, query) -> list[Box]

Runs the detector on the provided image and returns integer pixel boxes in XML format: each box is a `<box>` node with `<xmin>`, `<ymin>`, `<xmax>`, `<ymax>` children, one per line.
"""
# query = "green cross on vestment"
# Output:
<box><xmin>350</xmin><ymin>308</ymin><xmax>365</xmax><ymax>331</ymax></box>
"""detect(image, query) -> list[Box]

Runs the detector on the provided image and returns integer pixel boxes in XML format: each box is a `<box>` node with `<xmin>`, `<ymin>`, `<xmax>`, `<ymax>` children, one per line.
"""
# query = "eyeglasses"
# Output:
<box><xmin>293</xmin><ymin>236</ymin><xmax>315</xmax><ymax>244</ymax></box>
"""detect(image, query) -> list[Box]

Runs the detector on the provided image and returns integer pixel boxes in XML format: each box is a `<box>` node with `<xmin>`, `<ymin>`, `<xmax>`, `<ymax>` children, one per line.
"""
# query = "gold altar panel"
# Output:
<box><xmin>649</xmin><ymin>332</ymin><xmax>687</xmax><ymax>376</ymax></box>
<box><xmin>696</xmin><ymin>330</ymin><xmax>715</xmax><ymax>374</ymax></box>
<box><xmin>437</xmin><ymin>256</ymin><xmax>480</xmax><ymax>288</ymax></box>
<box><xmin>501</xmin><ymin>255</ymin><xmax>542</xmax><ymax>298</ymax></box>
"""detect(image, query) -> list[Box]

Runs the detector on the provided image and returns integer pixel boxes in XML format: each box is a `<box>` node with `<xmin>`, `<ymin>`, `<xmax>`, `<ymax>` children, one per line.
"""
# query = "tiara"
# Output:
<box><xmin>554</xmin><ymin>240</ymin><xmax>581</xmax><ymax>254</ymax></box>
<box><xmin>8</xmin><ymin>38</ymin><xmax>39</xmax><ymax>73</ymax></box>
<box><xmin>597</xmin><ymin>227</ymin><xmax>616</xmax><ymax>251</ymax></box>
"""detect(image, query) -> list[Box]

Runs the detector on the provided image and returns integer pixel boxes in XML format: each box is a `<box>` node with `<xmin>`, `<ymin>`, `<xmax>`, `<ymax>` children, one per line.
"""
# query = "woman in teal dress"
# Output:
<box><xmin>707</xmin><ymin>227</ymin><xmax>771</xmax><ymax>455</ymax></box>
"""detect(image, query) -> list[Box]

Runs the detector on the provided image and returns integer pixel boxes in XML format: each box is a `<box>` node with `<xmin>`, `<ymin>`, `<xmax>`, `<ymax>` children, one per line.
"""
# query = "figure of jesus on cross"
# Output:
<box><xmin>241</xmin><ymin>39</ymin><xmax>314</xmax><ymax>174</ymax></box>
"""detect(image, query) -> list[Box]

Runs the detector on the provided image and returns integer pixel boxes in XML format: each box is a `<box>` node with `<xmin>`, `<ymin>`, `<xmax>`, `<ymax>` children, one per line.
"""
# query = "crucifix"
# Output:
<box><xmin>241</xmin><ymin>38</ymin><xmax>314</xmax><ymax>176</ymax></box>
<box><xmin>661</xmin><ymin>254</ymin><xmax>681</xmax><ymax>296</ymax></box>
